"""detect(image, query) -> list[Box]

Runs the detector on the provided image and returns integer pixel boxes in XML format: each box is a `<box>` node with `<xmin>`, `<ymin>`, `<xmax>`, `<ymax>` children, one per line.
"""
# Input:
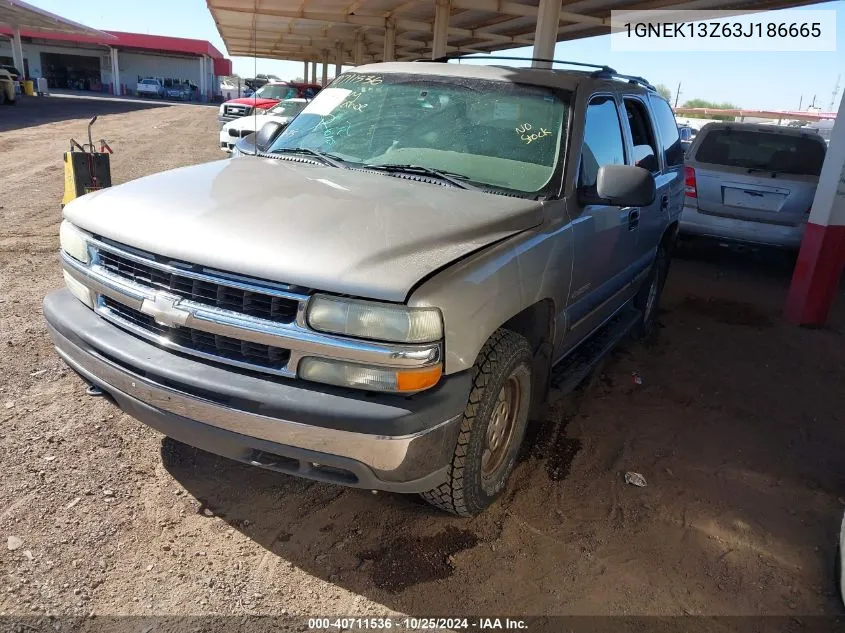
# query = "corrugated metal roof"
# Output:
<box><xmin>0</xmin><ymin>0</ymin><xmax>114</xmax><ymax>39</ymax></box>
<box><xmin>206</xmin><ymin>0</ymin><xmax>821</xmax><ymax>64</ymax></box>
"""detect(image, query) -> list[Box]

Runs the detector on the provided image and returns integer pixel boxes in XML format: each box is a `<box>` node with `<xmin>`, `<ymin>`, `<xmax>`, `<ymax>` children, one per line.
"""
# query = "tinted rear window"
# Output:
<box><xmin>694</xmin><ymin>128</ymin><xmax>826</xmax><ymax>176</ymax></box>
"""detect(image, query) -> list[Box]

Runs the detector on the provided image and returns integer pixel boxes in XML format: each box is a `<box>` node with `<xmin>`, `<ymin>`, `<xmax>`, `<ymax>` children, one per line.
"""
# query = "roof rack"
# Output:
<box><xmin>411</xmin><ymin>54</ymin><xmax>654</xmax><ymax>90</ymax></box>
<box><xmin>416</xmin><ymin>53</ymin><xmax>615</xmax><ymax>75</ymax></box>
<box><xmin>590</xmin><ymin>69</ymin><xmax>656</xmax><ymax>91</ymax></box>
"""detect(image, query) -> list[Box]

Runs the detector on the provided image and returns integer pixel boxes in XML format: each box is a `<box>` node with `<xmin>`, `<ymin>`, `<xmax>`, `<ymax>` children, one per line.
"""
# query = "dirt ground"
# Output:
<box><xmin>2</xmin><ymin>97</ymin><xmax>845</xmax><ymax>626</ymax></box>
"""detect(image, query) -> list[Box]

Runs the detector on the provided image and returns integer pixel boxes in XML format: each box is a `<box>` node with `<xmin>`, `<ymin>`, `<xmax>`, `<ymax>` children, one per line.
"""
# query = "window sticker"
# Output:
<box><xmin>301</xmin><ymin>88</ymin><xmax>351</xmax><ymax>116</ymax></box>
<box><xmin>494</xmin><ymin>102</ymin><xmax>521</xmax><ymax>120</ymax></box>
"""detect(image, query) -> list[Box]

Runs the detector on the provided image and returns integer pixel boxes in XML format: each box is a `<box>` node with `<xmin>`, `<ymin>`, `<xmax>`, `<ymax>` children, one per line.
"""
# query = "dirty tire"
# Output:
<box><xmin>633</xmin><ymin>244</ymin><xmax>670</xmax><ymax>340</ymax></box>
<box><xmin>421</xmin><ymin>329</ymin><xmax>532</xmax><ymax>517</ymax></box>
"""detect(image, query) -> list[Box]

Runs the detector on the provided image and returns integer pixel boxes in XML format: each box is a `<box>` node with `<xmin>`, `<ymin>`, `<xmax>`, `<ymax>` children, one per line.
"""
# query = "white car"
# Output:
<box><xmin>219</xmin><ymin>98</ymin><xmax>308</xmax><ymax>152</ymax></box>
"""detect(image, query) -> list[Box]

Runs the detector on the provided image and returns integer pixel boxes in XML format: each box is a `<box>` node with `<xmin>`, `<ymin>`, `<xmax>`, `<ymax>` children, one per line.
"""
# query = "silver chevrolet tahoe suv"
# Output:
<box><xmin>45</xmin><ymin>60</ymin><xmax>683</xmax><ymax>516</ymax></box>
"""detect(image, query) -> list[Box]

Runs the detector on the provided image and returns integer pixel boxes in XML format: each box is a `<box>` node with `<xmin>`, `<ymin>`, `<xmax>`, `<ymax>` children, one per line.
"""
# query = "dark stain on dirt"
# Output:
<box><xmin>677</xmin><ymin>295</ymin><xmax>773</xmax><ymax>327</ymax></box>
<box><xmin>545</xmin><ymin>437</ymin><xmax>583</xmax><ymax>481</ymax></box>
<box><xmin>359</xmin><ymin>526</ymin><xmax>479</xmax><ymax>592</ymax></box>
<box><xmin>522</xmin><ymin>386</ymin><xmax>587</xmax><ymax>481</ymax></box>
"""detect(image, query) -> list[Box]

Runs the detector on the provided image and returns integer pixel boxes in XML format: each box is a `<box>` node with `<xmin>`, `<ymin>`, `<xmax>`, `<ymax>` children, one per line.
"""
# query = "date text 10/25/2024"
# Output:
<box><xmin>308</xmin><ymin>617</ymin><xmax>529</xmax><ymax>630</ymax></box>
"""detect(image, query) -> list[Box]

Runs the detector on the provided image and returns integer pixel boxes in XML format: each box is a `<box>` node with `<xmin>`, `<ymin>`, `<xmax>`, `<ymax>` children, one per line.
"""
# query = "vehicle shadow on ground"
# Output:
<box><xmin>0</xmin><ymin>96</ymin><xmax>175</xmax><ymax>132</ymax></box>
<box><xmin>159</xmin><ymin>341</ymin><xmax>845</xmax><ymax>619</ymax></box>
<box><xmin>674</xmin><ymin>238</ymin><xmax>798</xmax><ymax>282</ymax></box>
<box><xmin>158</xmin><ymin>245</ymin><xmax>845</xmax><ymax>619</ymax></box>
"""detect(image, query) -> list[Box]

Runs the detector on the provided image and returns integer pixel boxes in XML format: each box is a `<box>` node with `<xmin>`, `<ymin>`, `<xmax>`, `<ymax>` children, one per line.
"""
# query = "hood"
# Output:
<box><xmin>225</xmin><ymin>114</ymin><xmax>291</xmax><ymax>132</ymax></box>
<box><xmin>63</xmin><ymin>159</ymin><xmax>544</xmax><ymax>302</ymax></box>
<box><xmin>224</xmin><ymin>97</ymin><xmax>278</xmax><ymax>109</ymax></box>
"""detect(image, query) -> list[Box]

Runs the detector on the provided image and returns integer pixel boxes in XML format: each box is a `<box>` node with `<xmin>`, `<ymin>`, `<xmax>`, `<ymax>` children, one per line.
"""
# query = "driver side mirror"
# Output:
<box><xmin>579</xmin><ymin>164</ymin><xmax>656</xmax><ymax>207</ymax></box>
<box><xmin>256</xmin><ymin>121</ymin><xmax>285</xmax><ymax>152</ymax></box>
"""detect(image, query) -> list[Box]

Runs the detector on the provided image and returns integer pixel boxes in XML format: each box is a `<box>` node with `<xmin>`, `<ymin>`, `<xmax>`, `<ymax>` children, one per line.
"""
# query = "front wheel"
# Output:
<box><xmin>633</xmin><ymin>243</ymin><xmax>670</xmax><ymax>340</ymax></box>
<box><xmin>421</xmin><ymin>330</ymin><xmax>532</xmax><ymax>516</ymax></box>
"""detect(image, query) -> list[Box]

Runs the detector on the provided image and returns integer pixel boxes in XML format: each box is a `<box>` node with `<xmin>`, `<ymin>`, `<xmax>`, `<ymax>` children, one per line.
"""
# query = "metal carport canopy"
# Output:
<box><xmin>206</xmin><ymin>0</ymin><xmax>822</xmax><ymax>67</ymax></box>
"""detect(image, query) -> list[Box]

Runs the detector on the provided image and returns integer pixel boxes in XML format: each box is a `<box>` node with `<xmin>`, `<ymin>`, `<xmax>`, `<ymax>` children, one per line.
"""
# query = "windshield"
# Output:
<box><xmin>268</xmin><ymin>72</ymin><xmax>568</xmax><ymax>194</ymax></box>
<box><xmin>695</xmin><ymin>128</ymin><xmax>826</xmax><ymax>176</ymax></box>
<box><xmin>255</xmin><ymin>84</ymin><xmax>298</xmax><ymax>100</ymax></box>
<box><xmin>269</xmin><ymin>100</ymin><xmax>307</xmax><ymax>117</ymax></box>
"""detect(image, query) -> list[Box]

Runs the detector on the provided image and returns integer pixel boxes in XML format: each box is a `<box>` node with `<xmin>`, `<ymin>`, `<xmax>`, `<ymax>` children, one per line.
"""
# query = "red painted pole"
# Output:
<box><xmin>784</xmin><ymin>91</ymin><xmax>845</xmax><ymax>326</ymax></box>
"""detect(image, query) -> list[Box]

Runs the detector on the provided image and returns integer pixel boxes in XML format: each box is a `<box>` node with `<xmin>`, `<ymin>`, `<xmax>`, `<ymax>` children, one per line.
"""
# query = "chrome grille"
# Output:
<box><xmin>62</xmin><ymin>237</ymin><xmax>440</xmax><ymax>381</ymax></box>
<box><xmin>96</xmin><ymin>248</ymin><xmax>298</xmax><ymax>324</ymax></box>
<box><xmin>102</xmin><ymin>297</ymin><xmax>290</xmax><ymax>372</ymax></box>
<box><xmin>224</xmin><ymin>104</ymin><xmax>251</xmax><ymax>117</ymax></box>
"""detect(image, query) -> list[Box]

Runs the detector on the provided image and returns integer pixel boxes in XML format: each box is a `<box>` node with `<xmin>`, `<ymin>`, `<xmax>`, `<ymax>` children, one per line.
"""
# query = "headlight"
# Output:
<box><xmin>59</xmin><ymin>220</ymin><xmax>90</xmax><ymax>264</ymax></box>
<box><xmin>306</xmin><ymin>294</ymin><xmax>442</xmax><ymax>343</ymax></box>
<box><xmin>299</xmin><ymin>358</ymin><xmax>442</xmax><ymax>394</ymax></box>
<box><xmin>218</xmin><ymin>103</ymin><xmax>225</xmax><ymax>115</ymax></box>
<box><xmin>59</xmin><ymin>221</ymin><xmax>93</xmax><ymax>308</ymax></box>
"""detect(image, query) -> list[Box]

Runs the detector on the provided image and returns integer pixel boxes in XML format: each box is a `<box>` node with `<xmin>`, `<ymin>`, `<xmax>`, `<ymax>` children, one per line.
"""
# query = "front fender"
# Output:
<box><xmin>408</xmin><ymin>215</ymin><xmax>574</xmax><ymax>374</ymax></box>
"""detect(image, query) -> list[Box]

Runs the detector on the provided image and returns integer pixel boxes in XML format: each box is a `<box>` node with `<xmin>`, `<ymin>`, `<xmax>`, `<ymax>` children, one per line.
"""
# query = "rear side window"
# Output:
<box><xmin>649</xmin><ymin>97</ymin><xmax>683</xmax><ymax>167</ymax></box>
<box><xmin>623</xmin><ymin>98</ymin><xmax>659</xmax><ymax>172</ymax></box>
<box><xmin>694</xmin><ymin>129</ymin><xmax>826</xmax><ymax>176</ymax></box>
<box><xmin>579</xmin><ymin>96</ymin><xmax>626</xmax><ymax>190</ymax></box>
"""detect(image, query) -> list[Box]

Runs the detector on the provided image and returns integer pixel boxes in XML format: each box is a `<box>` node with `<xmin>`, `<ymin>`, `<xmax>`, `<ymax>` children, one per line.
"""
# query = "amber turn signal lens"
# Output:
<box><xmin>396</xmin><ymin>365</ymin><xmax>443</xmax><ymax>393</ymax></box>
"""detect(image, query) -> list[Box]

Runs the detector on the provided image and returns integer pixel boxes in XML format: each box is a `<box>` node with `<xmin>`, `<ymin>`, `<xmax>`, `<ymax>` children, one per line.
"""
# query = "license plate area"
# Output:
<box><xmin>723</xmin><ymin>186</ymin><xmax>786</xmax><ymax>212</ymax></box>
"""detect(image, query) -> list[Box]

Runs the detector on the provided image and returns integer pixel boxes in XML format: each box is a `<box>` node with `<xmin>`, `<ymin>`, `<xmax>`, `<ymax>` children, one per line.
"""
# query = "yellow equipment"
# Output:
<box><xmin>62</xmin><ymin>116</ymin><xmax>113</xmax><ymax>208</ymax></box>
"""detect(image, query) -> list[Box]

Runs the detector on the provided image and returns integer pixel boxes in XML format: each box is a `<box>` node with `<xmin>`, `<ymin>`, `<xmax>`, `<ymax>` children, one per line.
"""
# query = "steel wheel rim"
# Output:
<box><xmin>481</xmin><ymin>375</ymin><xmax>521</xmax><ymax>477</ymax></box>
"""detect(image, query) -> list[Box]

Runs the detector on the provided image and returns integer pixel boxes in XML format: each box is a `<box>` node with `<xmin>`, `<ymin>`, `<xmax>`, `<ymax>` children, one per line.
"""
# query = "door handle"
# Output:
<box><xmin>628</xmin><ymin>208</ymin><xmax>640</xmax><ymax>231</ymax></box>
<box><xmin>660</xmin><ymin>195</ymin><xmax>669</xmax><ymax>211</ymax></box>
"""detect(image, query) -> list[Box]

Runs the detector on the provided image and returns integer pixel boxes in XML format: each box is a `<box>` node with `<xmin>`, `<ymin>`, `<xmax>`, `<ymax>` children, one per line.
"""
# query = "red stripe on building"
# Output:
<box><xmin>0</xmin><ymin>26</ymin><xmax>229</xmax><ymax>66</ymax></box>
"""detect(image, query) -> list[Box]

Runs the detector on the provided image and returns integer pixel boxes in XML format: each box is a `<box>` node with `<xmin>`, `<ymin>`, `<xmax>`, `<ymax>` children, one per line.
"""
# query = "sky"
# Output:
<box><xmin>20</xmin><ymin>0</ymin><xmax>845</xmax><ymax>112</ymax></box>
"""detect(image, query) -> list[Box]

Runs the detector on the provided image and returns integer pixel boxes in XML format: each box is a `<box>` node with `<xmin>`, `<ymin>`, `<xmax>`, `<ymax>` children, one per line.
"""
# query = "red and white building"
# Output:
<box><xmin>0</xmin><ymin>23</ymin><xmax>232</xmax><ymax>100</ymax></box>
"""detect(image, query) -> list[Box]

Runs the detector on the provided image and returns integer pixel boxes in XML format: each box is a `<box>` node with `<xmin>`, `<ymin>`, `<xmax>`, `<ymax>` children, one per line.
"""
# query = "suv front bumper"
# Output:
<box><xmin>44</xmin><ymin>289</ymin><xmax>469</xmax><ymax>493</ymax></box>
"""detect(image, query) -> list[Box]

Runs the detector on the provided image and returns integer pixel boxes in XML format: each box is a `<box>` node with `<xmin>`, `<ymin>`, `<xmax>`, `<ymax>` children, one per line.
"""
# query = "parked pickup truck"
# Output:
<box><xmin>136</xmin><ymin>78</ymin><xmax>164</xmax><ymax>98</ymax></box>
<box><xmin>45</xmin><ymin>60</ymin><xmax>683</xmax><ymax>516</ymax></box>
<box><xmin>217</xmin><ymin>80</ymin><xmax>322</xmax><ymax>128</ymax></box>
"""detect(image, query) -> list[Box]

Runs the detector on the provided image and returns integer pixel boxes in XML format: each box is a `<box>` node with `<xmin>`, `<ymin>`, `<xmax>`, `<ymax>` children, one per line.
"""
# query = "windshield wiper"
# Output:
<box><xmin>363</xmin><ymin>163</ymin><xmax>481</xmax><ymax>191</ymax></box>
<box><xmin>271</xmin><ymin>147</ymin><xmax>346</xmax><ymax>168</ymax></box>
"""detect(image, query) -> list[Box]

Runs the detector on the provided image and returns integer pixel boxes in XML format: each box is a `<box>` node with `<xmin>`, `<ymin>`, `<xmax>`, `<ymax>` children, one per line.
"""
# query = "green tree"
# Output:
<box><xmin>681</xmin><ymin>98</ymin><xmax>740</xmax><ymax>120</ymax></box>
<box><xmin>655</xmin><ymin>83</ymin><xmax>672</xmax><ymax>102</ymax></box>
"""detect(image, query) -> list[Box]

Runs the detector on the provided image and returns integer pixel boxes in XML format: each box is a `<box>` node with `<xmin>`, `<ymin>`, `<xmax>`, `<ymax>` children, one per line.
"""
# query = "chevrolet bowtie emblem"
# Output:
<box><xmin>139</xmin><ymin>292</ymin><xmax>190</xmax><ymax>328</ymax></box>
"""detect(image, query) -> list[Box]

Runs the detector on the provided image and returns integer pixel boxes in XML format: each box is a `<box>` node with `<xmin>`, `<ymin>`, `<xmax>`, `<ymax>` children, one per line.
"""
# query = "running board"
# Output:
<box><xmin>547</xmin><ymin>307</ymin><xmax>641</xmax><ymax>402</ymax></box>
